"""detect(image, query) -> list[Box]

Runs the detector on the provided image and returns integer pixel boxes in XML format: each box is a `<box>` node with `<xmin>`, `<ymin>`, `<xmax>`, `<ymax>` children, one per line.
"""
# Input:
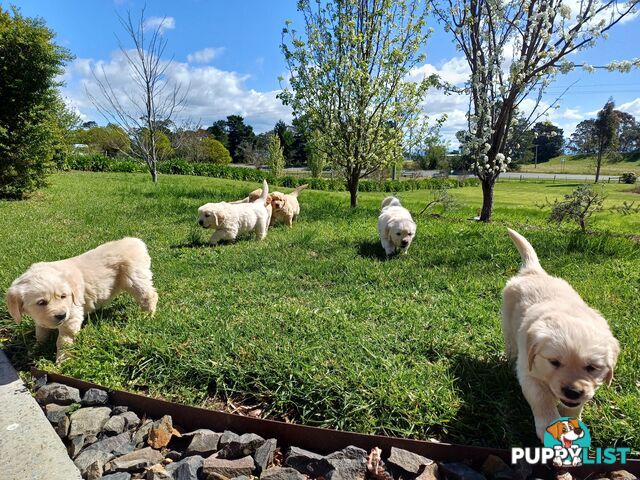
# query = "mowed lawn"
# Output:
<box><xmin>1</xmin><ymin>172</ymin><xmax>639</xmax><ymax>450</ymax></box>
<box><xmin>520</xmin><ymin>153</ymin><xmax>640</xmax><ymax>175</ymax></box>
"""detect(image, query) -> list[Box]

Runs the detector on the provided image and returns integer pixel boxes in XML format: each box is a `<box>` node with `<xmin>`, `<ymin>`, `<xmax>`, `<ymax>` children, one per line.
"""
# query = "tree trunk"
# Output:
<box><xmin>479</xmin><ymin>177</ymin><xmax>495</xmax><ymax>222</ymax></box>
<box><xmin>347</xmin><ymin>169</ymin><xmax>359</xmax><ymax>208</ymax></box>
<box><xmin>150</xmin><ymin>161</ymin><xmax>158</xmax><ymax>183</ymax></box>
<box><xmin>595</xmin><ymin>150</ymin><xmax>602</xmax><ymax>183</ymax></box>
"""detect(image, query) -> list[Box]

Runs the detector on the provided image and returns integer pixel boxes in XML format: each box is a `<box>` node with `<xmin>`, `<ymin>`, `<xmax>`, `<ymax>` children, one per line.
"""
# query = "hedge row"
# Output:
<box><xmin>64</xmin><ymin>154</ymin><xmax>479</xmax><ymax>192</ymax></box>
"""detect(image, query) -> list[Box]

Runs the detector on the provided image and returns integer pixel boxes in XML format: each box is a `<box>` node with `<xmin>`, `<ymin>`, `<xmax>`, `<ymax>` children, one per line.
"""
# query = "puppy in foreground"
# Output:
<box><xmin>378</xmin><ymin>196</ymin><xmax>416</xmax><ymax>256</ymax></box>
<box><xmin>198</xmin><ymin>179</ymin><xmax>270</xmax><ymax>244</ymax></box>
<box><xmin>6</xmin><ymin>238</ymin><xmax>158</xmax><ymax>362</ymax></box>
<box><xmin>502</xmin><ymin>229</ymin><xmax>619</xmax><ymax>441</ymax></box>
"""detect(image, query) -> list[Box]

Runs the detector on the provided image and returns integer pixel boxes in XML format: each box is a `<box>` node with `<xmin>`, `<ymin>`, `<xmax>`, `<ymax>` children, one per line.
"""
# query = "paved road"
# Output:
<box><xmin>230</xmin><ymin>164</ymin><xmax>620</xmax><ymax>182</ymax></box>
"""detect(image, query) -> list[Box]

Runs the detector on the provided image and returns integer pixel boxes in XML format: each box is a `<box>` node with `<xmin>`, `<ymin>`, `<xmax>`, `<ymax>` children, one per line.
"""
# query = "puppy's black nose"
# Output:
<box><xmin>401</xmin><ymin>240</ymin><xmax>409</xmax><ymax>247</ymax></box>
<box><xmin>54</xmin><ymin>313</ymin><xmax>67</xmax><ymax>322</ymax></box>
<box><xmin>198</xmin><ymin>219</ymin><xmax>204</xmax><ymax>226</ymax></box>
<box><xmin>562</xmin><ymin>386</ymin><xmax>583</xmax><ymax>400</ymax></box>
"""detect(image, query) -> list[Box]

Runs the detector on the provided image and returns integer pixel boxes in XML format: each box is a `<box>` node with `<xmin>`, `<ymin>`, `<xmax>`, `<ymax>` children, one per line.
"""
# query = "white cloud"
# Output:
<box><xmin>63</xmin><ymin>51</ymin><xmax>291</xmax><ymax>133</ymax></box>
<box><xmin>409</xmin><ymin>57</ymin><xmax>470</xmax><ymax>86</ymax></box>
<box><xmin>143</xmin><ymin>16</ymin><xmax>175</xmax><ymax>33</ymax></box>
<box><xmin>187</xmin><ymin>47</ymin><xmax>224</xmax><ymax>64</ymax></box>
<box><xmin>619</xmin><ymin>98</ymin><xmax>640</xmax><ymax>117</ymax></box>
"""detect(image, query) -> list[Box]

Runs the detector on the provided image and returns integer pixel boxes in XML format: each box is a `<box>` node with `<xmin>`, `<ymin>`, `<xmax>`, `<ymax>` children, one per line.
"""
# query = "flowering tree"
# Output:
<box><xmin>433</xmin><ymin>0</ymin><xmax>639</xmax><ymax>221</ymax></box>
<box><xmin>280</xmin><ymin>0</ymin><xmax>436</xmax><ymax>207</ymax></box>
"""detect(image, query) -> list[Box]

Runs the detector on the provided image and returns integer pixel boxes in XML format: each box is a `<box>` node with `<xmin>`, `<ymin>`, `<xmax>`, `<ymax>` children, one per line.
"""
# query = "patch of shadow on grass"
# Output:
<box><xmin>446</xmin><ymin>352</ymin><xmax>538</xmax><ymax>448</ymax></box>
<box><xmin>356</xmin><ymin>240</ymin><xmax>388</xmax><ymax>261</ymax></box>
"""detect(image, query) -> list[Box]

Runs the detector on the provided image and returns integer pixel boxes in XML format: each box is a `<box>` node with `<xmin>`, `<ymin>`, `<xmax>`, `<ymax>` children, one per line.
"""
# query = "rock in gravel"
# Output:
<box><xmin>148</xmin><ymin>415</ymin><xmax>174</xmax><ymax>449</ymax></box>
<box><xmin>55</xmin><ymin>414</ymin><xmax>70</xmax><ymax>439</ymax></box>
<box><xmin>262</xmin><ymin>467</ymin><xmax>307</xmax><ymax>480</ymax></box>
<box><xmin>45</xmin><ymin>403</ymin><xmax>71</xmax><ymax>424</ymax></box>
<box><xmin>86</xmin><ymin>459</ymin><xmax>105</xmax><ymax>480</ymax></box>
<box><xmin>107</xmin><ymin>447</ymin><xmax>164</xmax><ymax>472</ymax></box>
<box><xmin>74</xmin><ymin>448</ymin><xmax>115</xmax><ymax>477</ymax></box>
<box><xmin>416</xmin><ymin>463</ymin><xmax>440</xmax><ymax>480</ymax></box>
<box><xmin>185</xmin><ymin>429</ymin><xmax>222</xmax><ymax>457</ymax></box>
<box><xmin>35</xmin><ymin>382</ymin><xmax>81</xmax><ymax>404</ymax></box>
<box><xmin>219</xmin><ymin>430</ymin><xmax>241</xmax><ymax>448</ymax></box>
<box><xmin>218</xmin><ymin>432</ymin><xmax>266</xmax><ymax>459</ymax></box>
<box><xmin>284</xmin><ymin>446</ymin><xmax>324</xmax><ymax>475</ymax></box>
<box><xmin>165</xmin><ymin>450</ymin><xmax>183</xmax><ymax>462</ymax></box>
<box><xmin>120</xmin><ymin>411</ymin><xmax>141</xmax><ymax>430</ymax></box>
<box><xmin>34</xmin><ymin>374</ymin><xmax>48</xmax><ymax>390</ymax></box>
<box><xmin>101</xmin><ymin>473</ymin><xmax>132</xmax><ymax>480</ymax></box>
<box><xmin>69</xmin><ymin>406</ymin><xmax>112</xmax><ymax>437</ymax></box>
<box><xmin>145</xmin><ymin>463</ymin><xmax>172</xmax><ymax>480</ymax></box>
<box><xmin>82</xmin><ymin>387</ymin><xmax>109</xmax><ymax>406</ymax></box>
<box><xmin>67</xmin><ymin>434</ymin><xmax>85</xmax><ymax>458</ymax></box>
<box><xmin>481</xmin><ymin>455</ymin><xmax>509</xmax><ymax>477</ymax></box>
<box><xmin>439</xmin><ymin>463</ymin><xmax>486</xmax><ymax>480</ymax></box>
<box><xmin>609</xmin><ymin>472</ymin><xmax>637</xmax><ymax>480</ymax></box>
<box><xmin>308</xmin><ymin>446</ymin><xmax>368</xmax><ymax>480</ymax></box>
<box><xmin>166</xmin><ymin>455</ymin><xmax>204</xmax><ymax>480</ymax></box>
<box><xmin>133</xmin><ymin>419</ymin><xmax>154</xmax><ymax>446</ymax></box>
<box><xmin>104</xmin><ymin>414</ymin><xmax>127</xmax><ymax>435</ymax></box>
<box><xmin>85</xmin><ymin>431</ymin><xmax>134</xmax><ymax>456</ymax></box>
<box><xmin>113</xmin><ymin>405</ymin><xmax>129</xmax><ymax>415</ymax></box>
<box><xmin>202</xmin><ymin>455</ymin><xmax>255</xmax><ymax>478</ymax></box>
<box><xmin>387</xmin><ymin>447</ymin><xmax>434</xmax><ymax>475</ymax></box>
<box><xmin>253</xmin><ymin>438</ymin><xmax>277</xmax><ymax>474</ymax></box>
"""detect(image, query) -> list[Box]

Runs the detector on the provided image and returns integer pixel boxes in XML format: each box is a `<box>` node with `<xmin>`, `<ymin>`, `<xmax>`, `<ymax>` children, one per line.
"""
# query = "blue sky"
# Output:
<box><xmin>11</xmin><ymin>0</ymin><xmax>640</xmax><ymax>143</ymax></box>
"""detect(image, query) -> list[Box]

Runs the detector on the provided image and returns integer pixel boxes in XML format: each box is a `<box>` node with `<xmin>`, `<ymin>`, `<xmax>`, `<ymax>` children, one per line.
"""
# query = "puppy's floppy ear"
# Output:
<box><xmin>6</xmin><ymin>285</ymin><xmax>23</xmax><ymax>324</ymax></box>
<box><xmin>384</xmin><ymin>225</ymin><xmax>390</xmax><ymax>240</ymax></box>
<box><xmin>546</xmin><ymin>421</ymin><xmax>563</xmax><ymax>439</ymax></box>
<box><xmin>214</xmin><ymin>211</ymin><xmax>225</xmax><ymax>227</ymax></box>
<box><xmin>605</xmin><ymin>337</ymin><xmax>620</xmax><ymax>386</ymax></box>
<box><xmin>63</xmin><ymin>272</ymin><xmax>82</xmax><ymax>306</ymax></box>
<box><xmin>526</xmin><ymin>328</ymin><xmax>541</xmax><ymax>371</ymax></box>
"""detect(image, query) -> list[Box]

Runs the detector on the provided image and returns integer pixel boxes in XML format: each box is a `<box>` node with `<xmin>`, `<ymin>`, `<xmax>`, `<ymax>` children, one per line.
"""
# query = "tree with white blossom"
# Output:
<box><xmin>280</xmin><ymin>0</ymin><xmax>437</xmax><ymax>207</ymax></box>
<box><xmin>433</xmin><ymin>0</ymin><xmax>639</xmax><ymax>221</ymax></box>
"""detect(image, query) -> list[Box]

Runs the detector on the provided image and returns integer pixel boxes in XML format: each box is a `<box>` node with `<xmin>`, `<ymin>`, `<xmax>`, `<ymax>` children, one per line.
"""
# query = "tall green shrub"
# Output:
<box><xmin>0</xmin><ymin>6</ymin><xmax>72</xmax><ymax>198</ymax></box>
<box><xmin>267</xmin><ymin>134</ymin><xmax>285</xmax><ymax>177</ymax></box>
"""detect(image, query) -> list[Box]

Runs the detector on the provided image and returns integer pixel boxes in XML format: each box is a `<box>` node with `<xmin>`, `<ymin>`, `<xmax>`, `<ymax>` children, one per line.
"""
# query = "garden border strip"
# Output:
<box><xmin>31</xmin><ymin>368</ymin><xmax>639</xmax><ymax>479</ymax></box>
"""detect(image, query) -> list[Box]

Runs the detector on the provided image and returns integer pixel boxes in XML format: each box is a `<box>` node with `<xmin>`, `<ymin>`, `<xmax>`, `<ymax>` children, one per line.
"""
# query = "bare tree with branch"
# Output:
<box><xmin>433</xmin><ymin>0</ymin><xmax>639</xmax><ymax>221</ymax></box>
<box><xmin>88</xmin><ymin>8</ymin><xmax>186</xmax><ymax>183</ymax></box>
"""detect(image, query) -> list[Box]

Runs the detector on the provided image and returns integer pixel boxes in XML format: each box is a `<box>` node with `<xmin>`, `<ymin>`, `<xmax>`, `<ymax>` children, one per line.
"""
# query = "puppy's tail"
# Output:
<box><xmin>507</xmin><ymin>228</ymin><xmax>543</xmax><ymax>273</ymax></box>
<box><xmin>381</xmin><ymin>196</ymin><xmax>401</xmax><ymax>210</ymax></box>
<box><xmin>291</xmin><ymin>184</ymin><xmax>308</xmax><ymax>197</ymax></box>
<box><xmin>255</xmin><ymin>179</ymin><xmax>269</xmax><ymax>205</ymax></box>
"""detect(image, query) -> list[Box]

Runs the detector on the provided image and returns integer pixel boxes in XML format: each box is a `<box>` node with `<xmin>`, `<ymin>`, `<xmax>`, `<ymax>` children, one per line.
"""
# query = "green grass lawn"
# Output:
<box><xmin>1</xmin><ymin>172</ymin><xmax>639</xmax><ymax>450</ymax></box>
<box><xmin>520</xmin><ymin>153</ymin><xmax>640</xmax><ymax>175</ymax></box>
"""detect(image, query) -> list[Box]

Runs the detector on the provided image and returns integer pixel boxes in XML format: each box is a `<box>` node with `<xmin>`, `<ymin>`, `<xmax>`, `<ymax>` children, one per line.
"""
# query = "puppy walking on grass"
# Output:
<box><xmin>378</xmin><ymin>196</ymin><xmax>416</xmax><ymax>256</ymax></box>
<box><xmin>6</xmin><ymin>238</ymin><xmax>158</xmax><ymax>362</ymax></box>
<box><xmin>502</xmin><ymin>228</ymin><xmax>620</xmax><ymax>441</ymax></box>
<box><xmin>198</xmin><ymin>179</ymin><xmax>271</xmax><ymax>245</ymax></box>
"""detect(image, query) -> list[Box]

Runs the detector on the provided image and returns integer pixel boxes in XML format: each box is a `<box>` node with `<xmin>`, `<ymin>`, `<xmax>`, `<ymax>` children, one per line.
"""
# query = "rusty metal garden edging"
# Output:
<box><xmin>31</xmin><ymin>368</ymin><xmax>639</xmax><ymax>479</ymax></box>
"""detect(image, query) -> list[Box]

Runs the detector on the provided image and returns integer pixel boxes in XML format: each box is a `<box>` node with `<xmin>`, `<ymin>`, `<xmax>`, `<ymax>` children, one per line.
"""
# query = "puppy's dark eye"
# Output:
<box><xmin>37</xmin><ymin>300</ymin><xmax>48</xmax><ymax>306</ymax></box>
<box><xmin>549</xmin><ymin>359</ymin><xmax>561</xmax><ymax>368</ymax></box>
<box><xmin>60</xmin><ymin>294</ymin><xmax>67</xmax><ymax>299</ymax></box>
<box><xmin>205</xmin><ymin>213</ymin><xmax>210</xmax><ymax>217</ymax></box>
<box><xmin>585</xmin><ymin>364</ymin><xmax>599</xmax><ymax>373</ymax></box>
<box><xmin>396</xmin><ymin>232</ymin><xmax>401</xmax><ymax>236</ymax></box>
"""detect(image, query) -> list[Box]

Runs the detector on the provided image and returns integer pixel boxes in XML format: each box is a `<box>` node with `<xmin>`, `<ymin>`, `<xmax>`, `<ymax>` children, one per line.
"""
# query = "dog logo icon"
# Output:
<box><xmin>544</xmin><ymin>418</ymin><xmax>591</xmax><ymax>466</ymax></box>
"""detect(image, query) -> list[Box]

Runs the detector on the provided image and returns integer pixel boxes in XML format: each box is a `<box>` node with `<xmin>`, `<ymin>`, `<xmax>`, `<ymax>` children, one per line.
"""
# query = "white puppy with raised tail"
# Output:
<box><xmin>502</xmin><ymin>228</ymin><xmax>619</xmax><ymax>441</ymax></box>
<box><xmin>198</xmin><ymin>179</ymin><xmax>270</xmax><ymax>245</ymax></box>
<box><xmin>6</xmin><ymin>238</ymin><xmax>158</xmax><ymax>362</ymax></box>
<box><xmin>378</xmin><ymin>196</ymin><xmax>416</xmax><ymax>256</ymax></box>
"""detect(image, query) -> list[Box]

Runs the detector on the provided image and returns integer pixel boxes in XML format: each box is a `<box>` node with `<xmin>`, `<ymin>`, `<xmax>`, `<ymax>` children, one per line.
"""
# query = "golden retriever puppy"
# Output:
<box><xmin>232</xmin><ymin>188</ymin><xmax>273</xmax><ymax>226</ymax></box>
<box><xmin>6</xmin><ymin>238</ymin><xmax>158</xmax><ymax>362</ymax></box>
<box><xmin>502</xmin><ymin>228</ymin><xmax>619</xmax><ymax>441</ymax></box>
<box><xmin>198</xmin><ymin>180</ymin><xmax>270</xmax><ymax>244</ymax></box>
<box><xmin>241</xmin><ymin>184</ymin><xmax>308</xmax><ymax>227</ymax></box>
<box><xmin>270</xmin><ymin>184</ymin><xmax>307</xmax><ymax>226</ymax></box>
<box><xmin>378</xmin><ymin>196</ymin><xmax>416</xmax><ymax>256</ymax></box>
